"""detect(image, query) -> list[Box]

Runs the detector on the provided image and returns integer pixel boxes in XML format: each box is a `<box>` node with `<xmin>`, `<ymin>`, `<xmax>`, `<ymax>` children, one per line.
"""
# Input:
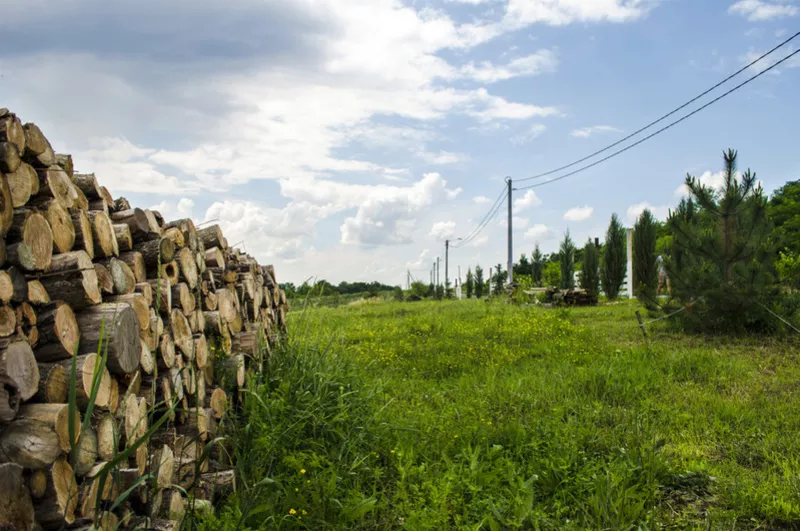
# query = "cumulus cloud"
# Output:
<box><xmin>729</xmin><ymin>0</ymin><xmax>799</xmax><ymax>21</ymax></box>
<box><xmin>571</xmin><ymin>125</ymin><xmax>623</xmax><ymax>138</ymax></box>
<box><xmin>459</xmin><ymin>49</ymin><xmax>558</xmax><ymax>83</ymax></box>
<box><xmin>416</xmin><ymin>150</ymin><xmax>469</xmax><ymax>165</ymax></box>
<box><xmin>524</xmin><ymin>224</ymin><xmax>554</xmax><ymax>241</ymax></box>
<box><xmin>473</xmin><ymin>195</ymin><xmax>492</xmax><ymax>204</ymax></box>
<box><xmin>563</xmin><ymin>205</ymin><xmax>594</xmax><ymax>221</ymax></box>
<box><xmin>513</xmin><ymin>190</ymin><xmax>543</xmax><ymax>213</ymax></box>
<box><xmin>626</xmin><ymin>201</ymin><xmax>671</xmax><ymax>223</ymax></box>
<box><xmin>430</xmin><ymin>221</ymin><xmax>457</xmax><ymax>239</ymax></box>
<box><xmin>505</xmin><ymin>0</ymin><xmax>654</xmax><ymax>27</ymax></box>
<box><xmin>406</xmin><ymin>249</ymin><xmax>430</xmax><ymax>269</ymax></box>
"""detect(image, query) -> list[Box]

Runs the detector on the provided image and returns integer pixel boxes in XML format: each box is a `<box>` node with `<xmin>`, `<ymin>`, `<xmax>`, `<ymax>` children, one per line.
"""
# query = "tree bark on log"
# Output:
<box><xmin>106</xmin><ymin>293</ymin><xmax>149</xmax><ymax>332</ymax></box>
<box><xmin>99</xmin><ymin>257</ymin><xmax>136</xmax><ymax>295</ymax></box>
<box><xmin>171</xmin><ymin>283</ymin><xmax>194</xmax><ymax>316</ymax></box>
<box><xmin>0</xmin><ymin>339</ymin><xmax>39</xmax><ymax>401</ymax></box>
<box><xmin>118</xmin><ymin>251</ymin><xmax>146</xmax><ymax>283</ymax></box>
<box><xmin>0</xmin><ymin>418</ymin><xmax>60</xmax><ymax>468</ymax></box>
<box><xmin>0</xmin><ymin>173</ymin><xmax>14</xmax><ymax>238</ymax></box>
<box><xmin>36</xmin><ymin>167</ymin><xmax>74</xmax><ymax>209</ymax></box>
<box><xmin>94</xmin><ymin>263</ymin><xmax>113</xmax><ymax>295</ymax></box>
<box><xmin>40</xmin><ymin>354</ymin><xmax>110</xmax><ymax>409</ymax></box>
<box><xmin>6</xmin><ymin>210</ymin><xmax>53</xmax><ymax>271</ymax></box>
<box><xmin>159</xmin><ymin>260</ymin><xmax>180</xmax><ymax>287</ymax></box>
<box><xmin>231</xmin><ymin>330</ymin><xmax>258</xmax><ymax>357</ymax></box>
<box><xmin>69</xmin><ymin>209</ymin><xmax>95</xmax><ymax>260</ymax></box>
<box><xmin>0</xmin><ymin>462</ymin><xmax>35</xmax><ymax>531</ymax></box>
<box><xmin>34</xmin><ymin>301</ymin><xmax>80</xmax><ymax>362</ymax></box>
<box><xmin>37</xmin><ymin>251</ymin><xmax>101</xmax><ymax>310</ymax></box>
<box><xmin>197</xmin><ymin>224</ymin><xmax>224</xmax><ymax>250</ymax></box>
<box><xmin>86</xmin><ymin>210</ymin><xmax>118</xmax><ymax>259</ymax></box>
<box><xmin>18</xmin><ymin>403</ymin><xmax>81</xmax><ymax>453</ymax></box>
<box><xmin>148</xmin><ymin>278</ymin><xmax>172</xmax><ymax>315</ymax></box>
<box><xmin>110</xmin><ymin>208</ymin><xmax>151</xmax><ymax>241</ymax></box>
<box><xmin>134</xmin><ymin>237</ymin><xmax>174</xmax><ymax>269</ymax></box>
<box><xmin>54</xmin><ymin>154</ymin><xmax>73</xmax><ymax>177</ymax></box>
<box><xmin>75</xmin><ymin>303</ymin><xmax>141</xmax><ymax>375</ymax></box>
<box><xmin>22</xmin><ymin>123</ymin><xmax>55</xmax><ymax>168</ymax></box>
<box><xmin>0</xmin><ymin>304</ymin><xmax>15</xmax><ymax>337</ymax></box>
<box><xmin>71</xmin><ymin>173</ymin><xmax>102</xmax><ymax>200</ymax></box>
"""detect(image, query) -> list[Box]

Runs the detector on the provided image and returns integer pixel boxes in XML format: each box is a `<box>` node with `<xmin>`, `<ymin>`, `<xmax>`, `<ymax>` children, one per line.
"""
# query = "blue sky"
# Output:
<box><xmin>1</xmin><ymin>0</ymin><xmax>798</xmax><ymax>285</ymax></box>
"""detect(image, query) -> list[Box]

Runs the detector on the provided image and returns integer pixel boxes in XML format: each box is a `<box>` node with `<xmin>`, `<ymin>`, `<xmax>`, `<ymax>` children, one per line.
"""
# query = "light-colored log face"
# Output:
<box><xmin>45</xmin><ymin>199</ymin><xmax>75</xmax><ymax>254</ymax></box>
<box><xmin>0</xmin><ymin>418</ymin><xmax>60</xmax><ymax>469</ymax></box>
<box><xmin>76</xmin><ymin>303</ymin><xmax>141</xmax><ymax>376</ymax></box>
<box><xmin>0</xmin><ymin>141</ymin><xmax>22</xmax><ymax>174</ymax></box>
<box><xmin>0</xmin><ymin>304</ymin><xmax>15</xmax><ymax>336</ymax></box>
<box><xmin>18</xmin><ymin>403</ymin><xmax>81</xmax><ymax>453</ymax></box>
<box><xmin>1</xmin><ymin>340</ymin><xmax>39</xmax><ymax>400</ymax></box>
<box><xmin>9</xmin><ymin>211</ymin><xmax>53</xmax><ymax>271</ymax></box>
<box><xmin>208</xmin><ymin>387</ymin><xmax>227</xmax><ymax>419</ymax></box>
<box><xmin>6</xmin><ymin>162</ymin><xmax>34</xmax><ymax>207</ymax></box>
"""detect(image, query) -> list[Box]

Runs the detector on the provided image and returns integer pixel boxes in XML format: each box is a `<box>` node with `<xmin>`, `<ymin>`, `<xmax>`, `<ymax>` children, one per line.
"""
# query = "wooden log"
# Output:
<box><xmin>216</xmin><ymin>288</ymin><xmax>238</xmax><ymax>325</ymax></box>
<box><xmin>221</xmin><ymin>354</ymin><xmax>245</xmax><ymax>389</ymax></box>
<box><xmin>22</xmin><ymin>123</ymin><xmax>55</xmax><ymax>168</ymax></box>
<box><xmin>37</xmin><ymin>251</ymin><xmax>101</xmax><ymax>310</ymax></box>
<box><xmin>140</xmin><ymin>340</ymin><xmax>155</xmax><ymax>375</ymax></box>
<box><xmin>5</xmin><ymin>161</ymin><xmax>34</xmax><ymax>207</ymax></box>
<box><xmin>177</xmin><ymin>247</ymin><xmax>199</xmax><ymax>289</ymax></box>
<box><xmin>0</xmin><ymin>418</ymin><xmax>60</xmax><ymax>468</ymax></box>
<box><xmin>134</xmin><ymin>236</ymin><xmax>174</xmax><ymax>268</ymax></box>
<box><xmin>151</xmin><ymin>444</ymin><xmax>174</xmax><ymax>490</ymax></box>
<box><xmin>206</xmin><ymin>387</ymin><xmax>227</xmax><ymax>419</ymax></box>
<box><xmin>106</xmin><ymin>293</ymin><xmax>149</xmax><ymax>332</ymax></box>
<box><xmin>0</xmin><ymin>141</ymin><xmax>22</xmax><ymax>174</ymax></box>
<box><xmin>110</xmin><ymin>208</ymin><xmax>151</xmax><ymax>241</ymax></box>
<box><xmin>163</xmin><ymin>226</ymin><xmax>185</xmax><ymax>248</ymax></box>
<box><xmin>144</xmin><ymin>209</ymin><xmax>161</xmax><ymax>234</ymax></box>
<box><xmin>0</xmin><ymin>270</ymin><xmax>17</xmax><ymax>304</ymax></box>
<box><xmin>106</xmin><ymin>374</ymin><xmax>119</xmax><ymax>414</ymax></box>
<box><xmin>71</xmin><ymin>173</ymin><xmax>102</xmax><ymax>200</ymax></box>
<box><xmin>26</xmin><ymin>198</ymin><xmax>76</xmax><ymax>254</ymax></box>
<box><xmin>113</xmin><ymin>196</ymin><xmax>131</xmax><ymax>212</ymax></box>
<box><xmin>194</xmin><ymin>334</ymin><xmax>209</xmax><ymax>370</ymax></box>
<box><xmin>40</xmin><ymin>354</ymin><xmax>110</xmax><ymax>409</ymax></box>
<box><xmin>0</xmin><ymin>111</ymin><xmax>26</xmax><ymax>152</ymax></box>
<box><xmin>204</xmin><ymin>290</ymin><xmax>218</xmax><ymax>311</ymax></box>
<box><xmin>160</xmin><ymin>260</ymin><xmax>180</xmax><ymax>287</ymax></box>
<box><xmin>171</xmin><ymin>283</ymin><xmax>194</xmax><ymax>316</ymax></box>
<box><xmin>75</xmin><ymin>303</ymin><xmax>141</xmax><ymax>375</ymax></box>
<box><xmin>171</xmin><ymin>309</ymin><xmax>194</xmax><ymax>360</ymax></box>
<box><xmin>36</xmin><ymin>167</ymin><xmax>74</xmax><ymax>209</ymax></box>
<box><xmin>86</xmin><ymin>210</ymin><xmax>118</xmax><ymax>258</ymax></box>
<box><xmin>94</xmin><ymin>263</ymin><xmax>113</xmax><ymax>295</ymax></box>
<box><xmin>112</xmin><ymin>223</ymin><xmax>132</xmax><ymax>252</ymax></box>
<box><xmin>135</xmin><ymin>281</ymin><xmax>153</xmax><ymax>307</ymax></box>
<box><xmin>18</xmin><ymin>403</ymin><xmax>80</xmax><ymax>453</ymax></box>
<box><xmin>54</xmin><ymin>154</ymin><xmax>73</xmax><ymax>177</ymax></box>
<box><xmin>100</xmin><ymin>257</ymin><xmax>136</xmax><ymax>295</ymax></box>
<box><xmin>118</xmin><ymin>251</ymin><xmax>145</xmax><ymax>283</ymax></box>
<box><xmin>95</xmin><ymin>413</ymin><xmax>117</xmax><ymax>462</ymax></box>
<box><xmin>33</xmin><ymin>457</ymin><xmax>79</xmax><ymax>529</ymax></box>
<box><xmin>27</xmin><ymin>279</ymin><xmax>51</xmax><ymax>305</ymax></box>
<box><xmin>158</xmin><ymin>332</ymin><xmax>176</xmax><ymax>370</ymax></box>
<box><xmin>209</xmin><ymin>267</ymin><xmax>238</xmax><ymax>285</ymax></box>
<box><xmin>69</xmin><ymin>209</ymin><xmax>94</xmax><ymax>259</ymax></box>
<box><xmin>0</xmin><ymin>173</ymin><xmax>13</xmax><ymax>238</ymax></box>
<box><xmin>197</xmin><ymin>224</ymin><xmax>224</xmax><ymax>250</ymax></box>
<box><xmin>120</xmin><ymin>393</ymin><xmax>142</xmax><ymax>448</ymax></box>
<box><xmin>0</xmin><ymin>304</ymin><xmax>15</xmax><ymax>337</ymax></box>
<box><xmin>0</xmin><ymin>340</ymin><xmax>39</xmax><ymax>401</ymax></box>
<box><xmin>0</xmin><ymin>374</ymin><xmax>20</xmax><ymax>423</ymax></box>
<box><xmin>197</xmin><ymin>469</ymin><xmax>236</xmax><ymax>503</ymax></box>
<box><xmin>33</xmin><ymin>302</ymin><xmax>80</xmax><ymax>362</ymax></box>
<box><xmin>6</xmin><ymin>210</ymin><xmax>53</xmax><ymax>271</ymax></box>
<box><xmin>33</xmin><ymin>362</ymin><xmax>67</xmax><ymax>403</ymax></box>
<box><xmin>158</xmin><ymin>489</ymin><xmax>186</xmax><ymax>525</ymax></box>
<box><xmin>0</xmin><ymin>463</ymin><xmax>35</xmax><ymax>531</ymax></box>
<box><xmin>14</xmin><ymin>302</ymin><xmax>38</xmax><ymax>345</ymax></box>
<box><xmin>232</xmin><ymin>330</ymin><xmax>258</xmax><ymax>358</ymax></box>
<box><xmin>148</xmin><ymin>278</ymin><xmax>172</xmax><ymax>315</ymax></box>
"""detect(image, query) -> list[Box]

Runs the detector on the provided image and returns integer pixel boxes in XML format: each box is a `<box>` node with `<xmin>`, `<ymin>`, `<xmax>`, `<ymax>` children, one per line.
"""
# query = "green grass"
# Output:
<box><xmin>202</xmin><ymin>299</ymin><xmax>800</xmax><ymax>530</ymax></box>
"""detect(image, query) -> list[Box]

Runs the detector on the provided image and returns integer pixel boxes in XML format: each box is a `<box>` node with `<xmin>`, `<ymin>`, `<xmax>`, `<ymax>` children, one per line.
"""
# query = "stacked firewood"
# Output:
<box><xmin>0</xmin><ymin>108</ymin><xmax>289</xmax><ymax>530</ymax></box>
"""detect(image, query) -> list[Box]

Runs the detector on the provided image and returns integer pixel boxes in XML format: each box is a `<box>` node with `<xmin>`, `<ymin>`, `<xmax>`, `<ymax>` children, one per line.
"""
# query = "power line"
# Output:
<box><xmin>454</xmin><ymin>188</ymin><xmax>508</xmax><ymax>248</ymax></box>
<box><xmin>453</xmin><ymin>186</ymin><xmax>507</xmax><ymax>246</ymax></box>
<box><xmin>514</xmin><ymin>30</ymin><xmax>800</xmax><ymax>184</ymax></box>
<box><xmin>514</xmin><ymin>48</ymin><xmax>800</xmax><ymax>193</ymax></box>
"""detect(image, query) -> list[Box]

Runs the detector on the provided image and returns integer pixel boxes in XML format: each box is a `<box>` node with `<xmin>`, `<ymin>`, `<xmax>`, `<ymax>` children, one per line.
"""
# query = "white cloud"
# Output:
<box><xmin>673</xmin><ymin>170</ymin><xmax>726</xmax><ymax>197</ymax></box>
<box><xmin>430</xmin><ymin>221</ymin><xmax>457</xmax><ymax>239</ymax></box>
<box><xmin>406</xmin><ymin>249</ymin><xmax>430</xmax><ymax>269</ymax></box>
<box><xmin>513</xmin><ymin>190</ymin><xmax>543</xmax><ymax>213</ymax></box>
<box><xmin>524</xmin><ymin>224</ymin><xmax>555</xmax><ymax>241</ymax></box>
<box><xmin>416</xmin><ymin>150</ymin><xmax>469</xmax><ymax>165</ymax></box>
<box><xmin>459</xmin><ymin>49</ymin><xmax>558</xmax><ymax>83</ymax></box>
<box><xmin>626</xmin><ymin>201</ymin><xmax>671</xmax><ymax>223</ymax></box>
<box><xmin>470</xmin><ymin>235</ymin><xmax>490</xmax><ymax>247</ymax></box>
<box><xmin>499</xmin><ymin>216</ymin><xmax>531</xmax><ymax>229</ymax></box>
<box><xmin>473</xmin><ymin>195</ymin><xmax>492</xmax><ymax>204</ymax></box>
<box><xmin>740</xmin><ymin>46</ymin><xmax>800</xmax><ymax>75</ymax></box>
<box><xmin>505</xmin><ymin>0</ymin><xmax>654</xmax><ymax>27</ymax></box>
<box><xmin>571</xmin><ymin>125</ymin><xmax>623</xmax><ymax>138</ymax></box>
<box><xmin>510</xmin><ymin>124</ymin><xmax>547</xmax><ymax>144</ymax></box>
<box><xmin>563</xmin><ymin>205</ymin><xmax>594</xmax><ymax>221</ymax></box>
<box><xmin>729</xmin><ymin>0</ymin><xmax>799</xmax><ymax>21</ymax></box>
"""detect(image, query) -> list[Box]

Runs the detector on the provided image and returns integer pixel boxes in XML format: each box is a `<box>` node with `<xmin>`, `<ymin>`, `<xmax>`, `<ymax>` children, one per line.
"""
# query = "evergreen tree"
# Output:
<box><xmin>531</xmin><ymin>245</ymin><xmax>544</xmax><ymax>286</ymax></box>
<box><xmin>474</xmin><ymin>266</ymin><xmax>484</xmax><ymax>298</ymax></box>
<box><xmin>514</xmin><ymin>254</ymin><xmax>531</xmax><ymax>277</ymax></box>
<box><xmin>633</xmin><ymin>209</ymin><xmax>659</xmax><ymax>307</ymax></box>
<box><xmin>580</xmin><ymin>239</ymin><xmax>600</xmax><ymax>298</ymax></box>
<box><xmin>465</xmin><ymin>268</ymin><xmax>474</xmax><ymax>298</ymax></box>
<box><xmin>559</xmin><ymin>231</ymin><xmax>576</xmax><ymax>289</ymax></box>
<box><xmin>493</xmin><ymin>264</ymin><xmax>507</xmax><ymax>295</ymax></box>
<box><xmin>601</xmin><ymin>213</ymin><xmax>627</xmax><ymax>300</ymax></box>
<box><xmin>667</xmin><ymin>149</ymin><xmax>776</xmax><ymax>331</ymax></box>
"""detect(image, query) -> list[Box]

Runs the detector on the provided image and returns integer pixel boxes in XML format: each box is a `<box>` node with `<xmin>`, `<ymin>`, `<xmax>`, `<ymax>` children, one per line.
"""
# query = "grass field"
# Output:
<box><xmin>202</xmin><ymin>299</ymin><xmax>800</xmax><ymax>530</ymax></box>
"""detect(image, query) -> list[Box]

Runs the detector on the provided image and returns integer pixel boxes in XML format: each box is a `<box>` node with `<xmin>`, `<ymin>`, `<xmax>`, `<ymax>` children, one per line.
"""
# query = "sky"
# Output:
<box><xmin>1</xmin><ymin>0</ymin><xmax>798</xmax><ymax>286</ymax></box>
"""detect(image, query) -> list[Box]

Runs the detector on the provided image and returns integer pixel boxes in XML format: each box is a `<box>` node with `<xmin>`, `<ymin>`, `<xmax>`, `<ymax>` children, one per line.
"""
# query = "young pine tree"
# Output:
<box><xmin>667</xmin><ymin>149</ymin><xmax>776</xmax><ymax>331</ymax></box>
<box><xmin>465</xmin><ymin>268</ymin><xmax>474</xmax><ymax>298</ymax></box>
<box><xmin>474</xmin><ymin>266</ymin><xmax>484</xmax><ymax>298</ymax></box>
<box><xmin>493</xmin><ymin>264</ymin><xmax>507</xmax><ymax>295</ymax></box>
<box><xmin>601</xmin><ymin>213</ymin><xmax>627</xmax><ymax>300</ymax></box>
<box><xmin>559</xmin><ymin>231</ymin><xmax>576</xmax><ymax>289</ymax></box>
<box><xmin>580</xmin><ymin>239</ymin><xmax>600</xmax><ymax>298</ymax></box>
<box><xmin>531</xmin><ymin>245</ymin><xmax>544</xmax><ymax>286</ymax></box>
<box><xmin>633</xmin><ymin>209</ymin><xmax>659</xmax><ymax>307</ymax></box>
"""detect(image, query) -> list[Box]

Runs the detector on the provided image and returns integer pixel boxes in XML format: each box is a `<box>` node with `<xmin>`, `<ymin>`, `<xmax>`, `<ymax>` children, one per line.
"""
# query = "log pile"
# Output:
<box><xmin>0</xmin><ymin>108</ymin><xmax>289</xmax><ymax>530</ymax></box>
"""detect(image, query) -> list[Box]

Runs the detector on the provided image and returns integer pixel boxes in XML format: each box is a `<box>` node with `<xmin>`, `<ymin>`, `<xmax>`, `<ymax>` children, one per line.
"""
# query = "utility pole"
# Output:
<box><xmin>488</xmin><ymin>266</ymin><xmax>493</xmax><ymax>297</ymax></box>
<box><xmin>506</xmin><ymin>177</ymin><xmax>513</xmax><ymax>285</ymax></box>
<box><xmin>436</xmin><ymin>257</ymin><xmax>440</xmax><ymax>287</ymax></box>
<box><xmin>445</xmin><ymin>240</ymin><xmax>449</xmax><ymax>292</ymax></box>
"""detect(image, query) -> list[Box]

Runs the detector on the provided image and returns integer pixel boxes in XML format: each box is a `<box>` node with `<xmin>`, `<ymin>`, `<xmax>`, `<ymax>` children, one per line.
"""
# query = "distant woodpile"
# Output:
<box><xmin>0</xmin><ymin>107</ymin><xmax>288</xmax><ymax>530</ymax></box>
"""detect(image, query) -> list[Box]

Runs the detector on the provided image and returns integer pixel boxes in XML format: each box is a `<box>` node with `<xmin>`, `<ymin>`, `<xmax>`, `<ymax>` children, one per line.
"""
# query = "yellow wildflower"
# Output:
<box><xmin>300</xmin><ymin>469</ymin><xmax>306</xmax><ymax>474</ymax></box>
<box><xmin>289</xmin><ymin>509</ymin><xmax>297</xmax><ymax>515</ymax></box>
